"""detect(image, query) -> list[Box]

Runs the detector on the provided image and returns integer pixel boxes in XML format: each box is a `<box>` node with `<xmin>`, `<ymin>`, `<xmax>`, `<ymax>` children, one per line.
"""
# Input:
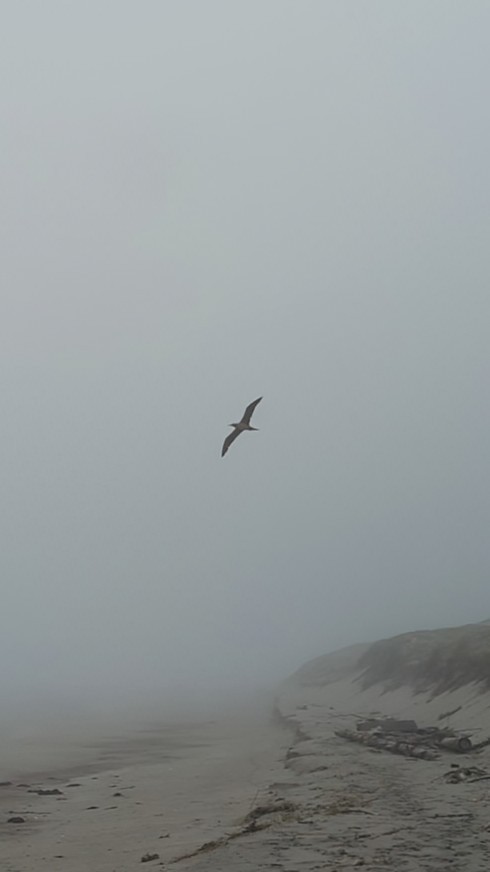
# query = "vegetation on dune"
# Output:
<box><xmin>357</xmin><ymin>622</ymin><xmax>490</xmax><ymax>697</ymax></box>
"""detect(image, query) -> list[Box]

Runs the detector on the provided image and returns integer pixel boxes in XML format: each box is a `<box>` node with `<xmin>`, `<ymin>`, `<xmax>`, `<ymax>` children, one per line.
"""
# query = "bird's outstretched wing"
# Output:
<box><xmin>221</xmin><ymin>428</ymin><xmax>241</xmax><ymax>457</ymax></box>
<box><xmin>241</xmin><ymin>396</ymin><xmax>262</xmax><ymax>425</ymax></box>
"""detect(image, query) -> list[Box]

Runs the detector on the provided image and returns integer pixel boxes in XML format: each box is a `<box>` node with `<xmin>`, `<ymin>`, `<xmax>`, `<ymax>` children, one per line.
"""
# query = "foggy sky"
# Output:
<box><xmin>1</xmin><ymin>2</ymin><xmax>489</xmax><ymax>710</ymax></box>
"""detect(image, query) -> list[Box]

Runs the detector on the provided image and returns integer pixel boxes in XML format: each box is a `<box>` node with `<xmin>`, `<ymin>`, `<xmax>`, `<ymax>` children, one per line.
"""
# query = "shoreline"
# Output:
<box><xmin>3</xmin><ymin>672</ymin><xmax>490</xmax><ymax>871</ymax></box>
<box><xmin>1</xmin><ymin>702</ymin><xmax>291</xmax><ymax>872</ymax></box>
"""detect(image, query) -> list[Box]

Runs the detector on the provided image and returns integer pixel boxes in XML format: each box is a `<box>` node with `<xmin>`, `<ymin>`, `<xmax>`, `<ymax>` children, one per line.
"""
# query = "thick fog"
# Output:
<box><xmin>1</xmin><ymin>2</ymin><xmax>489</xmax><ymax>716</ymax></box>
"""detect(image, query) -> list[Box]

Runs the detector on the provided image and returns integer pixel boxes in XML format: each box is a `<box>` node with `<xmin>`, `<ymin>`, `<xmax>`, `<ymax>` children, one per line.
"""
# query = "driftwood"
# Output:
<box><xmin>438</xmin><ymin>736</ymin><xmax>472</xmax><ymax>753</ymax></box>
<box><xmin>357</xmin><ymin>718</ymin><xmax>417</xmax><ymax>733</ymax></box>
<box><xmin>335</xmin><ymin>729</ymin><xmax>439</xmax><ymax>760</ymax></box>
<box><xmin>471</xmin><ymin>736</ymin><xmax>490</xmax><ymax>751</ymax></box>
<box><xmin>354</xmin><ymin>718</ymin><xmax>473</xmax><ymax>753</ymax></box>
<box><xmin>443</xmin><ymin>764</ymin><xmax>487</xmax><ymax>784</ymax></box>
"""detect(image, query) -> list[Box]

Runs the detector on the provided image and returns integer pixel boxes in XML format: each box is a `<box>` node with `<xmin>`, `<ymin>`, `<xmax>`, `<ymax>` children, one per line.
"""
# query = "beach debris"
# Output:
<box><xmin>471</xmin><ymin>735</ymin><xmax>490</xmax><ymax>751</ymax></box>
<box><xmin>174</xmin><ymin>800</ymin><xmax>300</xmax><ymax>863</ymax></box>
<box><xmin>175</xmin><ymin>838</ymin><xmax>227</xmax><ymax>862</ymax></box>
<box><xmin>312</xmin><ymin>795</ymin><xmax>375</xmax><ymax>817</ymax></box>
<box><xmin>438</xmin><ymin>705</ymin><xmax>462</xmax><ymax>720</ymax></box>
<box><xmin>443</xmin><ymin>764</ymin><xmax>488</xmax><ymax>784</ymax></box>
<box><xmin>244</xmin><ymin>800</ymin><xmax>297</xmax><ymax>826</ymax></box>
<box><xmin>335</xmin><ymin>728</ymin><xmax>440</xmax><ymax>760</ymax></box>
<box><xmin>7</xmin><ymin>816</ymin><xmax>25</xmax><ymax>823</ymax></box>
<box><xmin>141</xmin><ymin>852</ymin><xmax>160</xmax><ymax>863</ymax></box>
<box><xmin>28</xmin><ymin>788</ymin><xmax>64</xmax><ymax>796</ymax></box>
<box><xmin>349</xmin><ymin>719</ymin><xmax>473</xmax><ymax>755</ymax></box>
<box><xmin>438</xmin><ymin>735</ymin><xmax>472</xmax><ymax>753</ymax></box>
<box><xmin>357</xmin><ymin>718</ymin><xmax>418</xmax><ymax>733</ymax></box>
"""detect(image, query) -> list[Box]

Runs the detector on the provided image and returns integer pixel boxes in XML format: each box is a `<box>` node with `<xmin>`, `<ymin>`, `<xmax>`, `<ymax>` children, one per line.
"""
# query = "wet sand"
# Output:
<box><xmin>3</xmin><ymin>670</ymin><xmax>490</xmax><ymax>871</ymax></box>
<box><xmin>0</xmin><ymin>706</ymin><xmax>290</xmax><ymax>872</ymax></box>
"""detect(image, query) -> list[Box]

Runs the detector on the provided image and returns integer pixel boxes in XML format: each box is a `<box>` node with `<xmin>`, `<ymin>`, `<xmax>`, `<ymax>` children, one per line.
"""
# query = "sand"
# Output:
<box><xmin>0</xmin><ymin>704</ymin><xmax>290</xmax><ymax>872</ymax></box>
<box><xmin>176</xmin><ymin>651</ymin><xmax>490</xmax><ymax>871</ymax></box>
<box><xmin>3</xmin><ymin>657</ymin><xmax>490</xmax><ymax>871</ymax></box>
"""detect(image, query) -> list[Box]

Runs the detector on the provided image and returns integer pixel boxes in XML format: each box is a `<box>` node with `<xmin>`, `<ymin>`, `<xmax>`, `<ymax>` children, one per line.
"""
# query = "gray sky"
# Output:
<box><xmin>1</xmin><ymin>1</ymin><xmax>489</xmax><ymax>709</ymax></box>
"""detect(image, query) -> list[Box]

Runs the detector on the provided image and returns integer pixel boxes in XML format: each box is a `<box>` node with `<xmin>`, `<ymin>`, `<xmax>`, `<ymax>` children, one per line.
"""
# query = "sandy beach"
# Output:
<box><xmin>0</xmin><ymin>704</ymin><xmax>290</xmax><ymax>872</ymax></box>
<box><xmin>175</xmin><ymin>642</ymin><xmax>490</xmax><ymax>872</ymax></box>
<box><xmin>3</xmin><ymin>631</ymin><xmax>490</xmax><ymax>871</ymax></box>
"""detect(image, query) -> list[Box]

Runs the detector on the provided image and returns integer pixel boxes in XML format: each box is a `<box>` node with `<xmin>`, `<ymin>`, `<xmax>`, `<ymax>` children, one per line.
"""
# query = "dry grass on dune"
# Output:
<box><xmin>357</xmin><ymin>621</ymin><xmax>490</xmax><ymax>697</ymax></box>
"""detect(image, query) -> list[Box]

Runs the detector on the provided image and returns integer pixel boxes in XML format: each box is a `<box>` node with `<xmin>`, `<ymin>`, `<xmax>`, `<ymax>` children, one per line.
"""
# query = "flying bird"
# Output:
<box><xmin>221</xmin><ymin>397</ymin><xmax>262</xmax><ymax>457</ymax></box>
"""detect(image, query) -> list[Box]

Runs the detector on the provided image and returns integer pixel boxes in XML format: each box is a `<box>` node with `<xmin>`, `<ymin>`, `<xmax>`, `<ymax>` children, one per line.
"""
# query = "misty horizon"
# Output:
<box><xmin>1</xmin><ymin>2</ymin><xmax>489</xmax><ymax>719</ymax></box>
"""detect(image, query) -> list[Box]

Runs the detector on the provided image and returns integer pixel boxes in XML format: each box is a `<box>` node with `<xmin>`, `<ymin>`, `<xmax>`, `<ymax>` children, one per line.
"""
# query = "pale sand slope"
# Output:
<box><xmin>179</xmin><ymin>638</ymin><xmax>490</xmax><ymax>871</ymax></box>
<box><xmin>0</xmin><ymin>707</ymin><xmax>291</xmax><ymax>872</ymax></box>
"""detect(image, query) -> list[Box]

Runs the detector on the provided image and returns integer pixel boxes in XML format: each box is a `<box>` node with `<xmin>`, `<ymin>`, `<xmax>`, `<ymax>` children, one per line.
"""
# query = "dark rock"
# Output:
<box><xmin>141</xmin><ymin>853</ymin><xmax>160</xmax><ymax>863</ymax></box>
<box><xmin>66</xmin><ymin>783</ymin><xmax>81</xmax><ymax>788</ymax></box>
<box><xmin>8</xmin><ymin>816</ymin><xmax>25</xmax><ymax>823</ymax></box>
<box><xmin>86</xmin><ymin>806</ymin><xmax>99</xmax><ymax>810</ymax></box>
<box><xmin>113</xmin><ymin>791</ymin><xmax>123</xmax><ymax>797</ymax></box>
<box><xmin>0</xmin><ymin>781</ymin><xmax>13</xmax><ymax>787</ymax></box>
<box><xmin>28</xmin><ymin>788</ymin><xmax>63</xmax><ymax>796</ymax></box>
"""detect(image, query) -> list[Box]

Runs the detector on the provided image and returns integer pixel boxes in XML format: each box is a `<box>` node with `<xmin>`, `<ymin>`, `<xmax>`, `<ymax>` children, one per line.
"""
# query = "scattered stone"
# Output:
<box><xmin>0</xmin><ymin>781</ymin><xmax>13</xmax><ymax>787</ymax></box>
<box><xmin>7</xmin><ymin>816</ymin><xmax>25</xmax><ymax>823</ymax></box>
<box><xmin>28</xmin><ymin>788</ymin><xmax>63</xmax><ymax>796</ymax></box>
<box><xmin>113</xmin><ymin>791</ymin><xmax>123</xmax><ymax>797</ymax></box>
<box><xmin>86</xmin><ymin>806</ymin><xmax>99</xmax><ymax>810</ymax></box>
<box><xmin>66</xmin><ymin>783</ymin><xmax>81</xmax><ymax>788</ymax></box>
<box><xmin>141</xmin><ymin>853</ymin><xmax>160</xmax><ymax>863</ymax></box>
